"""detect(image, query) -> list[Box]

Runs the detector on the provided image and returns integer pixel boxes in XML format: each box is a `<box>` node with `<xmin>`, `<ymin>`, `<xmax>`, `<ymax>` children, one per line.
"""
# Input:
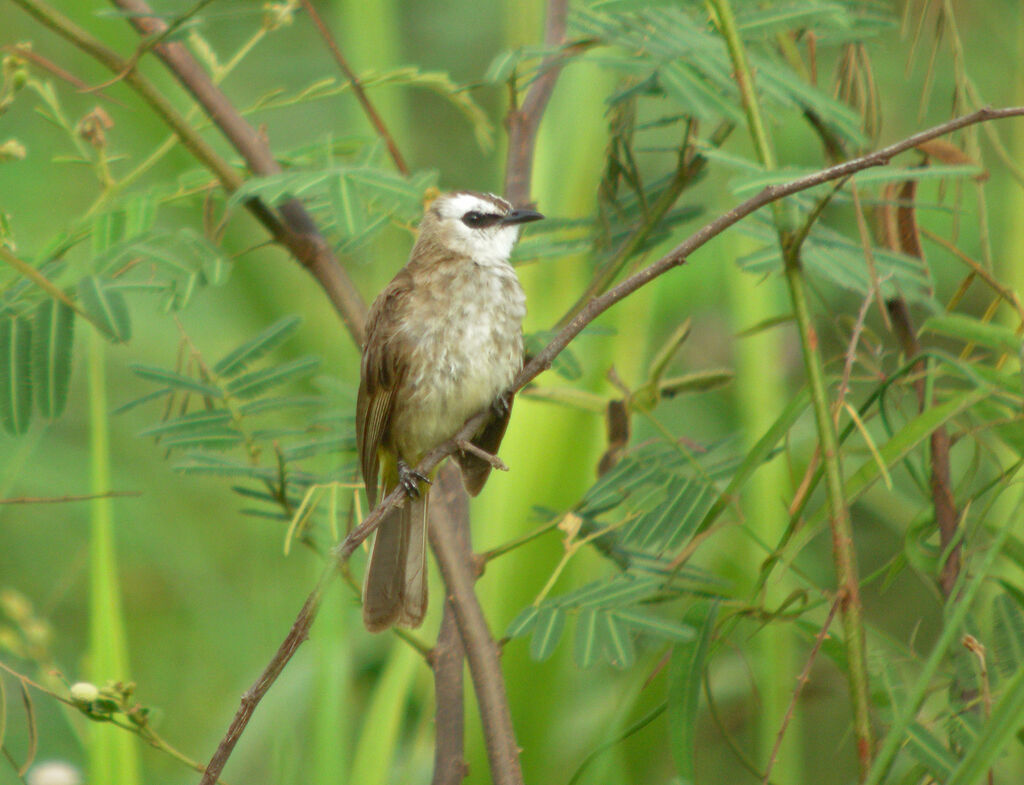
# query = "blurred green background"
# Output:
<box><xmin>1</xmin><ymin>1</ymin><xmax>1023</xmax><ymax>784</ymax></box>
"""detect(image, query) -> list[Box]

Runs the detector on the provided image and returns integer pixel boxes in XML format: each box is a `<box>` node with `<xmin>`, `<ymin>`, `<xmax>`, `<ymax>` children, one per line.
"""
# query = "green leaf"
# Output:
<box><xmin>0</xmin><ymin>316</ymin><xmax>33</xmax><ymax>434</ymax></box>
<box><xmin>695</xmin><ymin>389</ymin><xmax>809</xmax><ymax>534</ymax></box>
<box><xmin>77</xmin><ymin>276</ymin><xmax>131</xmax><ymax>342</ymax></box>
<box><xmin>922</xmin><ymin>314</ymin><xmax>1020</xmax><ymax>354</ymax></box>
<box><xmin>506</xmin><ymin>605</ymin><xmax>539</xmax><ymax>638</ymax></box>
<box><xmin>613</xmin><ymin>607</ymin><xmax>694</xmax><ymax>642</ymax></box>
<box><xmin>238</xmin><ymin>396</ymin><xmax>323</xmax><ymax>416</ymax></box>
<box><xmin>160</xmin><ymin>430</ymin><xmax>245</xmax><ymax>451</ymax></box>
<box><xmin>281</xmin><ymin>437</ymin><xmax>350</xmax><ymax>462</ymax></box>
<box><xmin>529</xmin><ymin>606</ymin><xmax>566</xmax><ymax>661</ymax></box>
<box><xmin>668</xmin><ymin>602</ymin><xmax>718</xmax><ymax>783</ymax></box>
<box><xmin>844</xmin><ymin>389</ymin><xmax>988</xmax><ymax>504</ymax></box>
<box><xmin>214</xmin><ymin>316</ymin><xmax>302</xmax><ymax>376</ymax></box>
<box><xmin>524</xmin><ymin>331</ymin><xmax>583</xmax><ymax>380</ymax></box>
<box><xmin>137</xmin><ymin>410</ymin><xmax>232</xmax><ymax>437</ymax></box>
<box><xmin>596</xmin><ymin>609</ymin><xmax>634</xmax><ymax>668</ymax></box>
<box><xmin>905</xmin><ymin>723</ymin><xmax>957</xmax><ymax>781</ymax></box>
<box><xmin>129</xmin><ymin>364</ymin><xmax>223</xmax><ymax>397</ymax></box>
<box><xmin>946</xmin><ymin>666</ymin><xmax>1024</xmax><ymax>785</ymax></box>
<box><xmin>225</xmin><ymin>356</ymin><xmax>320</xmax><ymax>399</ymax></box>
<box><xmin>31</xmin><ymin>299</ymin><xmax>74</xmax><ymax>419</ymax></box>
<box><xmin>574</xmin><ymin>609</ymin><xmax>601</xmax><ymax>669</ymax></box>
<box><xmin>566</xmin><ymin>575</ymin><xmax>662</xmax><ymax>610</ymax></box>
<box><xmin>992</xmin><ymin>594</ymin><xmax>1024</xmax><ymax>679</ymax></box>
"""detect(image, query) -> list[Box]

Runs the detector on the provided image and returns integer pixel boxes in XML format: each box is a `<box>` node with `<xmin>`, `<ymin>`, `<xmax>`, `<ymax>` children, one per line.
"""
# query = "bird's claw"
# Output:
<box><xmin>397</xmin><ymin>460</ymin><xmax>430</xmax><ymax>497</ymax></box>
<box><xmin>491</xmin><ymin>392</ymin><xmax>513</xmax><ymax>418</ymax></box>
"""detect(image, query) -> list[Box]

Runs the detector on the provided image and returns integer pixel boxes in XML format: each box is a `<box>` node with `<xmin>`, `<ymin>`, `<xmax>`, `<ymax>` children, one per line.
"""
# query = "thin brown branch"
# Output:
<box><xmin>335</xmin><ymin>105</ymin><xmax>1024</xmax><ymax>567</ymax></box>
<box><xmin>198</xmin><ymin>562</ymin><xmax>333</xmax><ymax>785</ymax></box>
<box><xmin>0</xmin><ymin>491</ymin><xmax>140</xmax><ymax>505</ymax></box>
<box><xmin>107</xmin><ymin>0</ymin><xmax>369</xmax><ymax>343</ymax></box>
<box><xmin>2</xmin><ymin>44</ymin><xmax>126</xmax><ymax>106</ymax></box>
<box><xmin>886</xmin><ymin>298</ymin><xmax>960</xmax><ymax>596</ymax></box>
<box><xmin>762</xmin><ymin>594</ymin><xmax>842</xmax><ymax>785</ymax></box>
<box><xmin>429</xmin><ymin>465</ymin><xmax>471</xmax><ymax>785</ymax></box>
<box><xmin>298</xmin><ymin>0</ymin><xmax>409</xmax><ymax>176</ymax></box>
<box><xmin>503</xmin><ymin>0</ymin><xmax>569</xmax><ymax>206</ymax></box>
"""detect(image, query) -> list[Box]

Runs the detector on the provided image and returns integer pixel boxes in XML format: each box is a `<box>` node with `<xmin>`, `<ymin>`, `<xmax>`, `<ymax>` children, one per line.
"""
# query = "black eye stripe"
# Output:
<box><xmin>461</xmin><ymin>211</ymin><xmax>503</xmax><ymax>229</ymax></box>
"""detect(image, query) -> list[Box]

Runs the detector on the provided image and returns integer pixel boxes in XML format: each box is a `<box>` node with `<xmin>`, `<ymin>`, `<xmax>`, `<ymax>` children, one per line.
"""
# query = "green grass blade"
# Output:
<box><xmin>844</xmin><ymin>389</ymin><xmax>988</xmax><ymax>504</ymax></box>
<box><xmin>347</xmin><ymin>645</ymin><xmax>418</xmax><ymax>785</ymax></box>
<box><xmin>946</xmin><ymin>665</ymin><xmax>1024</xmax><ymax>785</ymax></box>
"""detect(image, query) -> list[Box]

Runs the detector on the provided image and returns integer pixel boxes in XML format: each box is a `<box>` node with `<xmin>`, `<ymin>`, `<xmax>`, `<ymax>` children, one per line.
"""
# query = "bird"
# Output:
<box><xmin>356</xmin><ymin>190</ymin><xmax>544</xmax><ymax>632</ymax></box>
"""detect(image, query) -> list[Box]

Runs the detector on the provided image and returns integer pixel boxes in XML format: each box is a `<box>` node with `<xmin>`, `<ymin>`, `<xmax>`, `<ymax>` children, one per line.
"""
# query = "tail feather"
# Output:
<box><xmin>362</xmin><ymin>489</ymin><xmax>428</xmax><ymax>632</ymax></box>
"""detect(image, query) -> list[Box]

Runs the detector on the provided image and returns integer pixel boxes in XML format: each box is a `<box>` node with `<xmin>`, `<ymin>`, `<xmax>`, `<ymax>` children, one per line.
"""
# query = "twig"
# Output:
<box><xmin>2</xmin><ymin>43</ymin><xmax>125</xmax><ymax>106</ymax></box>
<box><xmin>0</xmin><ymin>491</ymin><xmax>140</xmax><ymax>505</ymax></box>
<box><xmin>456</xmin><ymin>440</ymin><xmax>509</xmax><ymax>471</ymax></box>
<box><xmin>198</xmin><ymin>562</ymin><xmax>334</xmax><ymax>785</ymax></box>
<box><xmin>762</xmin><ymin>594</ymin><xmax>841</xmax><ymax>785</ymax></box>
<box><xmin>503</xmin><ymin>0</ymin><xmax>568</xmax><ymax>206</ymax></box>
<box><xmin>887</xmin><ymin>298</ymin><xmax>960</xmax><ymax>596</ymax></box>
<box><xmin>429</xmin><ymin>464</ymin><xmax>471</xmax><ymax>785</ymax></box>
<box><xmin>298</xmin><ymin>0</ymin><xmax>409</xmax><ymax>176</ymax></box>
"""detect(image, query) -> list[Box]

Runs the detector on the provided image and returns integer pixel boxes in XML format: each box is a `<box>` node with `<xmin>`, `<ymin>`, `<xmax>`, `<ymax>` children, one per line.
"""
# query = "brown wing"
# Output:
<box><xmin>356</xmin><ymin>273</ymin><xmax>412</xmax><ymax>507</ymax></box>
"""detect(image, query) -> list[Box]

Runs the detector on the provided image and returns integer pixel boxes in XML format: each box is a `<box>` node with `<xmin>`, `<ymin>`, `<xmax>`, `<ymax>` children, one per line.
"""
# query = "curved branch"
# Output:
<box><xmin>335</xmin><ymin>105</ymin><xmax>1024</xmax><ymax>559</ymax></box>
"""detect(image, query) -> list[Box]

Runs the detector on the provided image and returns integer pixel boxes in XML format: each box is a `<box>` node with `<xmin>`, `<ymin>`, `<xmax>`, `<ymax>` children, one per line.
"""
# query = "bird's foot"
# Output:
<box><xmin>397</xmin><ymin>460</ymin><xmax>430</xmax><ymax>497</ymax></box>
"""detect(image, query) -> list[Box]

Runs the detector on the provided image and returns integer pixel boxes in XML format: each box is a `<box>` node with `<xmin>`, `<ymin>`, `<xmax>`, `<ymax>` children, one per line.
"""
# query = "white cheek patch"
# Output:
<box><xmin>446</xmin><ymin>222</ymin><xmax>519</xmax><ymax>266</ymax></box>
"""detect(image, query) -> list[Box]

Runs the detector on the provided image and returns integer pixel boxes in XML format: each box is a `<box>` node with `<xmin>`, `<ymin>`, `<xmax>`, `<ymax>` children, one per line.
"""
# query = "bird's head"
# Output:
<box><xmin>416</xmin><ymin>191</ymin><xmax>544</xmax><ymax>266</ymax></box>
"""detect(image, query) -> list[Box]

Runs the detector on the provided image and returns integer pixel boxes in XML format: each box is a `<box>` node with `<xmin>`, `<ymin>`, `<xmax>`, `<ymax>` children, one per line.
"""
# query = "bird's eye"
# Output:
<box><xmin>461</xmin><ymin>211</ymin><xmax>499</xmax><ymax>229</ymax></box>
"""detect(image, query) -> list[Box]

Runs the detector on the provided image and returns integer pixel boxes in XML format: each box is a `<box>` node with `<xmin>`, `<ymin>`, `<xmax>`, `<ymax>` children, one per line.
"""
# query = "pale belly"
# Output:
<box><xmin>391</xmin><ymin>264</ymin><xmax>525</xmax><ymax>459</ymax></box>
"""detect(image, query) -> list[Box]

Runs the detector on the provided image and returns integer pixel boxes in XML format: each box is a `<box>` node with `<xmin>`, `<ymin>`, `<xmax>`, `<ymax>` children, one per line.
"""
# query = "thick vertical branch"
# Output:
<box><xmin>503</xmin><ymin>0</ymin><xmax>568</xmax><ymax>206</ymax></box>
<box><xmin>428</xmin><ymin>466</ymin><xmax>522</xmax><ymax>785</ymax></box>
<box><xmin>429</xmin><ymin>469</ymin><xmax>471</xmax><ymax>785</ymax></box>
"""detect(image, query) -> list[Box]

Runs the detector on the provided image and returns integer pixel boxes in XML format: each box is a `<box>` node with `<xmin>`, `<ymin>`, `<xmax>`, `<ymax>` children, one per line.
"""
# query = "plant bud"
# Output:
<box><xmin>69</xmin><ymin>682</ymin><xmax>100</xmax><ymax>705</ymax></box>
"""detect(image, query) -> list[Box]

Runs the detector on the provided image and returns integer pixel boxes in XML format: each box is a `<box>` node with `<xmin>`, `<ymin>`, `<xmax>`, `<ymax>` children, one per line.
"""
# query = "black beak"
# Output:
<box><xmin>501</xmin><ymin>208</ymin><xmax>544</xmax><ymax>226</ymax></box>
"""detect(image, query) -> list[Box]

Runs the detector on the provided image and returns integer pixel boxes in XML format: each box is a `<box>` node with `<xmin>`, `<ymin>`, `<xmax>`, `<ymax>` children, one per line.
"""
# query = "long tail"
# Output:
<box><xmin>362</xmin><ymin>487</ymin><xmax>428</xmax><ymax>632</ymax></box>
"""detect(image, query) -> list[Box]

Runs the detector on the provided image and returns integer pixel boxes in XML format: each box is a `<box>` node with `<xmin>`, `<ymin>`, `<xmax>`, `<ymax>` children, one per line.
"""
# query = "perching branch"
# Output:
<box><xmin>331</xmin><ymin>106</ymin><xmax>1024</xmax><ymax>559</ymax></box>
<box><xmin>197</xmin><ymin>101</ymin><xmax>1024</xmax><ymax>785</ymax></box>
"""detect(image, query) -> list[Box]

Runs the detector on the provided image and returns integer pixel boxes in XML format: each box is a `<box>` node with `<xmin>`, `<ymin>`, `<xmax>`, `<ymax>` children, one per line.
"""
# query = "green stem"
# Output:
<box><xmin>86</xmin><ymin>330</ymin><xmax>141</xmax><ymax>785</ymax></box>
<box><xmin>709</xmin><ymin>0</ymin><xmax>874</xmax><ymax>777</ymax></box>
